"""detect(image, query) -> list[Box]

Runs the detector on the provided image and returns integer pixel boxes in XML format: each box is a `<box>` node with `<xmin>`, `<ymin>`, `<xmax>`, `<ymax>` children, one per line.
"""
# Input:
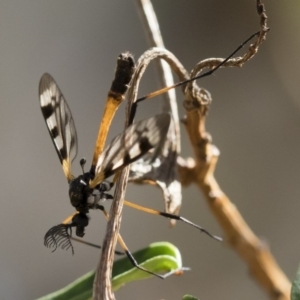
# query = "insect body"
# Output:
<box><xmin>38</xmin><ymin>27</ymin><xmax>265</xmax><ymax>277</ymax></box>
<box><xmin>39</xmin><ymin>73</ymin><xmax>171</xmax><ymax>252</ymax></box>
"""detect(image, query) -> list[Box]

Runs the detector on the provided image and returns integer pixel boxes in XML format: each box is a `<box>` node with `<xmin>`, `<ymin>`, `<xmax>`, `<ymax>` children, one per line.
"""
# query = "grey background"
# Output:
<box><xmin>0</xmin><ymin>1</ymin><xmax>299</xmax><ymax>299</ymax></box>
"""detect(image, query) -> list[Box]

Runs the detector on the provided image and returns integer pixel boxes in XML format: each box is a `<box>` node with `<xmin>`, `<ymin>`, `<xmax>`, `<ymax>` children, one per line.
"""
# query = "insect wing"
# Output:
<box><xmin>90</xmin><ymin>113</ymin><xmax>171</xmax><ymax>187</ymax></box>
<box><xmin>39</xmin><ymin>73</ymin><xmax>78</xmax><ymax>181</ymax></box>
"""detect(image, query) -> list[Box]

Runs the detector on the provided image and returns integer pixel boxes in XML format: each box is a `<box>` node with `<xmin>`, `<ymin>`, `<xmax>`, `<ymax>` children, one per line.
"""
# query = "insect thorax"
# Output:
<box><xmin>69</xmin><ymin>173</ymin><xmax>113</xmax><ymax>213</ymax></box>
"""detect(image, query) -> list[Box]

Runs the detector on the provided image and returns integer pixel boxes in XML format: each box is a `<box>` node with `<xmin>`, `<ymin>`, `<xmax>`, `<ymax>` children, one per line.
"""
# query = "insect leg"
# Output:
<box><xmin>70</xmin><ymin>237</ymin><xmax>124</xmax><ymax>255</ymax></box>
<box><xmin>124</xmin><ymin>200</ymin><xmax>222</xmax><ymax>242</ymax></box>
<box><xmin>98</xmin><ymin>205</ymin><xmax>187</xmax><ymax>279</ymax></box>
<box><xmin>62</xmin><ymin>212</ymin><xmax>78</xmax><ymax>224</ymax></box>
<box><xmin>135</xmin><ymin>31</ymin><xmax>261</xmax><ymax>104</ymax></box>
<box><xmin>128</xmin><ymin>30</ymin><xmax>264</xmax><ymax>124</ymax></box>
<box><xmin>116</xmin><ymin>232</ymin><xmax>188</xmax><ymax>279</ymax></box>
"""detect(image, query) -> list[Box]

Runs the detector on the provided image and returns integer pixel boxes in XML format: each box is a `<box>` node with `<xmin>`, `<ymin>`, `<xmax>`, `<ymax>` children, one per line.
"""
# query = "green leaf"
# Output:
<box><xmin>291</xmin><ymin>263</ymin><xmax>300</xmax><ymax>300</ymax></box>
<box><xmin>182</xmin><ymin>295</ymin><xmax>199</xmax><ymax>300</ymax></box>
<box><xmin>36</xmin><ymin>242</ymin><xmax>185</xmax><ymax>300</ymax></box>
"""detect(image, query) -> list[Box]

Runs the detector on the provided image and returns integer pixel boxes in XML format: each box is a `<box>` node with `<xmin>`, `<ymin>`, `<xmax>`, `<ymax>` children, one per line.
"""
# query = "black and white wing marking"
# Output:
<box><xmin>39</xmin><ymin>73</ymin><xmax>78</xmax><ymax>182</ymax></box>
<box><xmin>90</xmin><ymin>113</ymin><xmax>171</xmax><ymax>188</ymax></box>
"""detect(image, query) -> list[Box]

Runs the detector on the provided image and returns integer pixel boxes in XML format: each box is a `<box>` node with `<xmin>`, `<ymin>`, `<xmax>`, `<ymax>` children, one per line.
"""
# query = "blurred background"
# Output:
<box><xmin>0</xmin><ymin>1</ymin><xmax>299</xmax><ymax>299</ymax></box>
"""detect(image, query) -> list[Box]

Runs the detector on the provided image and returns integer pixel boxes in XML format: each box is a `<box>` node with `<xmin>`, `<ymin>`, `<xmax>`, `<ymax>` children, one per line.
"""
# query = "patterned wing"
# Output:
<box><xmin>90</xmin><ymin>113</ymin><xmax>171</xmax><ymax>188</ymax></box>
<box><xmin>39</xmin><ymin>73</ymin><xmax>78</xmax><ymax>181</ymax></box>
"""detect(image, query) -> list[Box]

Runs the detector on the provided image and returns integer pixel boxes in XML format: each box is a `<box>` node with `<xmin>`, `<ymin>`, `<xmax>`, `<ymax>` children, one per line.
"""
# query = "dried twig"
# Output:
<box><xmin>177</xmin><ymin>1</ymin><xmax>291</xmax><ymax>299</ymax></box>
<box><xmin>93</xmin><ymin>168</ymin><xmax>131</xmax><ymax>300</ymax></box>
<box><xmin>94</xmin><ymin>1</ymin><xmax>288</xmax><ymax>299</ymax></box>
<box><xmin>135</xmin><ymin>2</ymin><xmax>183</xmax><ymax>219</ymax></box>
<box><xmin>136</xmin><ymin>0</ymin><xmax>180</xmax><ymax>150</ymax></box>
<box><xmin>131</xmin><ymin>0</ymin><xmax>291</xmax><ymax>299</ymax></box>
<box><xmin>126</xmin><ymin>47</ymin><xmax>188</xmax><ymax>219</ymax></box>
<box><xmin>93</xmin><ymin>53</ymin><xmax>135</xmax><ymax>300</ymax></box>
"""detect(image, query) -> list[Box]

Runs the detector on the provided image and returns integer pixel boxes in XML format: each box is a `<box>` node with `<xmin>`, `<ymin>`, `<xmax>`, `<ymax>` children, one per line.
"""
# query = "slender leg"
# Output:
<box><xmin>99</xmin><ymin>206</ymin><xmax>188</xmax><ymax>279</ymax></box>
<box><xmin>62</xmin><ymin>212</ymin><xmax>78</xmax><ymax>224</ymax></box>
<box><xmin>123</xmin><ymin>200</ymin><xmax>222</xmax><ymax>242</ymax></box>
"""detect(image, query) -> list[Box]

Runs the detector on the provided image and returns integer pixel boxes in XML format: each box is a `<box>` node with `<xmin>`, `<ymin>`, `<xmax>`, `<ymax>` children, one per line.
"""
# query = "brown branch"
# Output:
<box><xmin>178</xmin><ymin>107</ymin><xmax>291</xmax><ymax>299</ymax></box>
<box><xmin>136</xmin><ymin>0</ymin><xmax>181</xmax><ymax>153</ymax></box>
<box><xmin>178</xmin><ymin>104</ymin><xmax>291</xmax><ymax>299</ymax></box>
<box><xmin>93</xmin><ymin>168</ymin><xmax>130</xmax><ymax>300</ymax></box>
<box><xmin>178</xmin><ymin>1</ymin><xmax>291</xmax><ymax>299</ymax></box>
<box><xmin>93</xmin><ymin>53</ymin><xmax>135</xmax><ymax>300</ymax></box>
<box><xmin>93</xmin><ymin>1</ymin><xmax>286</xmax><ymax>299</ymax></box>
<box><xmin>185</xmin><ymin>0</ymin><xmax>269</xmax><ymax>106</ymax></box>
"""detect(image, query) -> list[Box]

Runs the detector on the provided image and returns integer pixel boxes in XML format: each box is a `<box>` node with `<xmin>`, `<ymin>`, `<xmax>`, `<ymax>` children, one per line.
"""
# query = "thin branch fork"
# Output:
<box><xmin>177</xmin><ymin>2</ymin><xmax>291</xmax><ymax>298</ymax></box>
<box><xmin>136</xmin><ymin>0</ymin><xmax>291</xmax><ymax>298</ymax></box>
<box><xmin>94</xmin><ymin>0</ymin><xmax>287</xmax><ymax>299</ymax></box>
